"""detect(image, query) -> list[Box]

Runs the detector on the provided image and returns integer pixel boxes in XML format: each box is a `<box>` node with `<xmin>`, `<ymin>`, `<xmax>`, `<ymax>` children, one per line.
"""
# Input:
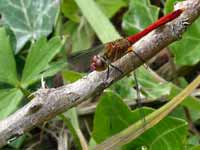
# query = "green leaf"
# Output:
<box><xmin>61</xmin><ymin>0</ymin><xmax>80</xmax><ymax>22</ymax></box>
<box><xmin>188</xmin><ymin>135</ymin><xmax>200</xmax><ymax>146</ymax></box>
<box><xmin>74</xmin><ymin>0</ymin><xmax>120</xmax><ymax>43</ymax></box>
<box><xmin>64</xmin><ymin>20</ymin><xmax>95</xmax><ymax>52</ymax></box>
<box><xmin>0</xmin><ymin>28</ymin><xmax>18</xmax><ymax>85</ymax></box>
<box><xmin>170</xmin><ymin>18</ymin><xmax>200</xmax><ymax>66</ymax></box>
<box><xmin>64</xmin><ymin>107</ymin><xmax>80</xmax><ymax>129</ymax></box>
<box><xmin>110</xmin><ymin>77</ymin><xmax>137</xmax><ymax>99</ymax></box>
<box><xmin>137</xmin><ymin>67</ymin><xmax>200</xmax><ymax>112</ymax></box>
<box><xmin>168</xmin><ymin>86</ymin><xmax>200</xmax><ymax>112</ymax></box>
<box><xmin>9</xmin><ymin>134</ymin><xmax>27</xmax><ymax>149</ymax></box>
<box><xmin>0</xmin><ymin>88</ymin><xmax>23</xmax><ymax>120</ymax></box>
<box><xmin>62</xmin><ymin>70</ymin><xmax>83</xmax><ymax>83</ymax></box>
<box><xmin>89</xmin><ymin>138</ymin><xmax>97</xmax><ymax>147</ymax></box>
<box><xmin>189</xmin><ymin>145</ymin><xmax>200</xmax><ymax>150</ymax></box>
<box><xmin>137</xmin><ymin>67</ymin><xmax>172</xmax><ymax>99</ymax></box>
<box><xmin>61</xmin><ymin>0</ymin><xmax>127</xmax><ymax>22</ymax></box>
<box><xmin>21</xmin><ymin>36</ymin><xmax>64</xmax><ymax>87</ymax></box>
<box><xmin>42</xmin><ymin>60</ymin><xmax>67</xmax><ymax>76</ymax></box>
<box><xmin>27</xmin><ymin>60</ymin><xmax>67</xmax><ymax>86</ymax></box>
<box><xmin>164</xmin><ymin>0</ymin><xmax>184</xmax><ymax>14</ymax></box>
<box><xmin>123</xmin><ymin>114</ymin><xmax>187</xmax><ymax>150</ymax></box>
<box><xmin>92</xmin><ymin>91</ymin><xmax>133</xmax><ymax>143</ymax></box>
<box><xmin>96</xmin><ymin>0</ymin><xmax>127</xmax><ymax>18</ymax></box>
<box><xmin>122</xmin><ymin>0</ymin><xmax>160</xmax><ymax>35</ymax></box>
<box><xmin>92</xmin><ymin>91</ymin><xmax>187</xmax><ymax>149</ymax></box>
<box><xmin>0</xmin><ymin>0</ymin><xmax>60</xmax><ymax>53</ymax></box>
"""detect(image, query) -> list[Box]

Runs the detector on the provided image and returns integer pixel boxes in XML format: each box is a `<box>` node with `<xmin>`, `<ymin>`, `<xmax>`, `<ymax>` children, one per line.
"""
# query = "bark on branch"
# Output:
<box><xmin>0</xmin><ymin>0</ymin><xmax>200</xmax><ymax>148</ymax></box>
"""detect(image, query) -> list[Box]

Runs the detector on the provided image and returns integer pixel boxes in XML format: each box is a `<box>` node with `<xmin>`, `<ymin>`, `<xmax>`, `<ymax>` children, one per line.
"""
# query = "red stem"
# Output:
<box><xmin>127</xmin><ymin>9</ymin><xmax>184</xmax><ymax>44</ymax></box>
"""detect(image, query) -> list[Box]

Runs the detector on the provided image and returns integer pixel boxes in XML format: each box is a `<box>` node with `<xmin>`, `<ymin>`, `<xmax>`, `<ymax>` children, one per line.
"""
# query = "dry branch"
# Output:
<box><xmin>0</xmin><ymin>0</ymin><xmax>200</xmax><ymax>148</ymax></box>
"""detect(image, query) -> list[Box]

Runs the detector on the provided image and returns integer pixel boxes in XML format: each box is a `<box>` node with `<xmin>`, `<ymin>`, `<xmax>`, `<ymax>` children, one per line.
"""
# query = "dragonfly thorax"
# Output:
<box><xmin>104</xmin><ymin>38</ymin><xmax>131</xmax><ymax>62</ymax></box>
<box><xmin>90</xmin><ymin>38</ymin><xmax>131</xmax><ymax>72</ymax></box>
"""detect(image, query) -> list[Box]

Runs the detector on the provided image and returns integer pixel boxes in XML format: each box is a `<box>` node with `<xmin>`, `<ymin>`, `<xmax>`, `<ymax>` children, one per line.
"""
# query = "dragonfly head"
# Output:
<box><xmin>90</xmin><ymin>55</ymin><xmax>107</xmax><ymax>71</ymax></box>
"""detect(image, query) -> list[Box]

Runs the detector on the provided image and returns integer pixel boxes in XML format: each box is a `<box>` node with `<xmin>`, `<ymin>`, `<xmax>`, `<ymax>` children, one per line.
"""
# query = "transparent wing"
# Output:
<box><xmin>67</xmin><ymin>44</ymin><xmax>105</xmax><ymax>72</ymax></box>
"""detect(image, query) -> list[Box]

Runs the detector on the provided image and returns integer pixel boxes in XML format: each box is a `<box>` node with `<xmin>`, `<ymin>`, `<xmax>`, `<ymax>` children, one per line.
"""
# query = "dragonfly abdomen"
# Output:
<box><xmin>90</xmin><ymin>9</ymin><xmax>184</xmax><ymax>72</ymax></box>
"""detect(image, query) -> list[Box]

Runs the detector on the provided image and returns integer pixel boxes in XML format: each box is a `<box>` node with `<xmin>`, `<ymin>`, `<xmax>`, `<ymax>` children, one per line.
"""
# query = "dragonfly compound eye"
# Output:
<box><xmin>90</xmin><ymin>55</ymin><xmax>106</xmax><ymax>71</ymax></box>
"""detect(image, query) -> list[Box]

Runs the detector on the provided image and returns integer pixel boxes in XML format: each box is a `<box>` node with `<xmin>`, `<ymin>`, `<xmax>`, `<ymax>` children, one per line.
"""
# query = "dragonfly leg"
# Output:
<box><xmin>109</xmin><ymin>63</ymin><xmax>123</xmax><ymax>75</ymax></box>
<box><xmin>102</xmin><ymin>58</ymin><xmax>123</xmax><ymax>79</ymax></box>
<box><xmin>130</xmin><ymin>48</ymin><xmax>146</xmax><ymax>127</ymax></box>
<box><xmin>128</xmin><ymin>49</ymin><xmax>149</xmax><ymax>70</ymax></box>
<box><xmin>133</xmin><ymin>71</ymin><xmax>146</xmax><ymax>126</ymax></box>
<box><xmin>105</xmin><ymin>64</ymin><xmax>123</xmax><ymax>80</ymax></box>
<box><xmin>106</xmin><ymin>65</ymin><xmax>110</xmax><ymax>80</ymax></box>
<box><xmin>132</xmin><ymin>51</ymin><xmax>146</xmax><ymax>64</ymax></box>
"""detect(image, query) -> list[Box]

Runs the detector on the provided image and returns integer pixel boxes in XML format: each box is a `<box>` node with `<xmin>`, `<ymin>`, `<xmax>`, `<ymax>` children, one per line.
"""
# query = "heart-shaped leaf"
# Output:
<box><xmin>136</xmin><ymin>67</ymin><xmax>172</xmax><ymax>99</ymax></box>
<box><xmin>136</xmin><ymin>67</ymin><xmax>200</xmax><ymax>112</ymax></box>
<box><xmin>170</xmin><ymin>18</ymin><xmax>200</xmax><ymax>66</ymax></box>
<box><xmin>110</xmin><ymin>76</ymin><xmax>137</xmax><ymax>99</ymax></box>
<box><xmin>164</xmin><ymin>0</ymin><xmax>183</xmax><ymax>14</ymax></box>
<box><xmin>92</xmin><ymin>91</ymin><xmax>187</xmax><ymax>149</ymax></box>
<box><xmin>0</xmin><ymin>0</ymin><xmax>60</xmax><ymax>53</ymax></box>
<box><xmin>122</xmin><ymin>0</ymin><xmax>159</xmax><ymax>35</ymax></box>
<box><xmin>164</xmin><ymin>0</ymin><xmax>200</xmax><ymax>66</ymax></box>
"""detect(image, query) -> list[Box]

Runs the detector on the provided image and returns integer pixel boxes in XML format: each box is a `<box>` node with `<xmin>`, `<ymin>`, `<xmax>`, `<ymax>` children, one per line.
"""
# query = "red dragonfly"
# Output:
<box><xmin>68</xmin><ymin>9</ymin><xmax>184</xmax><ymax>76</ymax></box>
<box><xmin>67</xmin><ymin>9</ymin><xmax>184</xmax><ymax>124</ymax></box>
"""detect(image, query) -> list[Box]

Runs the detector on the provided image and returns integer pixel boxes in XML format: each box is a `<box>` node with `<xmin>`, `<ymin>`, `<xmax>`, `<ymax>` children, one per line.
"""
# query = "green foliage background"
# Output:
<box><xmin>0</xmin><ymin>0</ymin><xmax>200</xmax><ymax>149</ymax></box>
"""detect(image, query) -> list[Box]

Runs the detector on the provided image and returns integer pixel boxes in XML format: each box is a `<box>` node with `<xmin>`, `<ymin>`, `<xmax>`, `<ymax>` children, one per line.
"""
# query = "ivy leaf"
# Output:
<box><xmin>0</xmin><ymin>27</ymin><xmax>18</xmax><ymax>85</ymax></box>
<box><xmin>122</xmin><ymin>0</ymin><xmax>159</xmax><ymax>35</ymax></box>
<box><xmin>170</xmin><ymin>18</ymin><xmax>200</xmax><ymax>66</ymax></box>
<box><xmin>92</xmin><ymin>91</ymin><xmax>133</xmax><ymax>143</ymax></box>
<box><xmin>0</xmin><ymin>0</ymin><xmax>60</xmax><ymax>53</ymax></box>
<box><xmin>110</xmin><ymin>77</ymin><xmax>137</xmax><ymax>99</ymax></box>
<box><xmin>136</xmin><ymin>67</ymin><xmax>172</xmax><ymax>99</ymax></box>
<box><xmin>164</xmin><ymin>0</ymin><xmax>184</xmax><ymax>14</ymax></box>
<box><xmin>164</xmin><ymin>0</ymin><xmax>200</xmax><ymax>66</ymax></box>
<box><xmin>92</xmin><ymin>91</ymin><xmax>187</xmax><ymax>149</ymax></box>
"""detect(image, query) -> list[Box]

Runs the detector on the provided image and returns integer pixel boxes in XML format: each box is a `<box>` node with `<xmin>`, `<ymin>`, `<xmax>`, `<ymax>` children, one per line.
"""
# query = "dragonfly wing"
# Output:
<box><xmin>67</xmin><ymin>44</ymin><xmax>104</xmax><ymax>72</ymax></box>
